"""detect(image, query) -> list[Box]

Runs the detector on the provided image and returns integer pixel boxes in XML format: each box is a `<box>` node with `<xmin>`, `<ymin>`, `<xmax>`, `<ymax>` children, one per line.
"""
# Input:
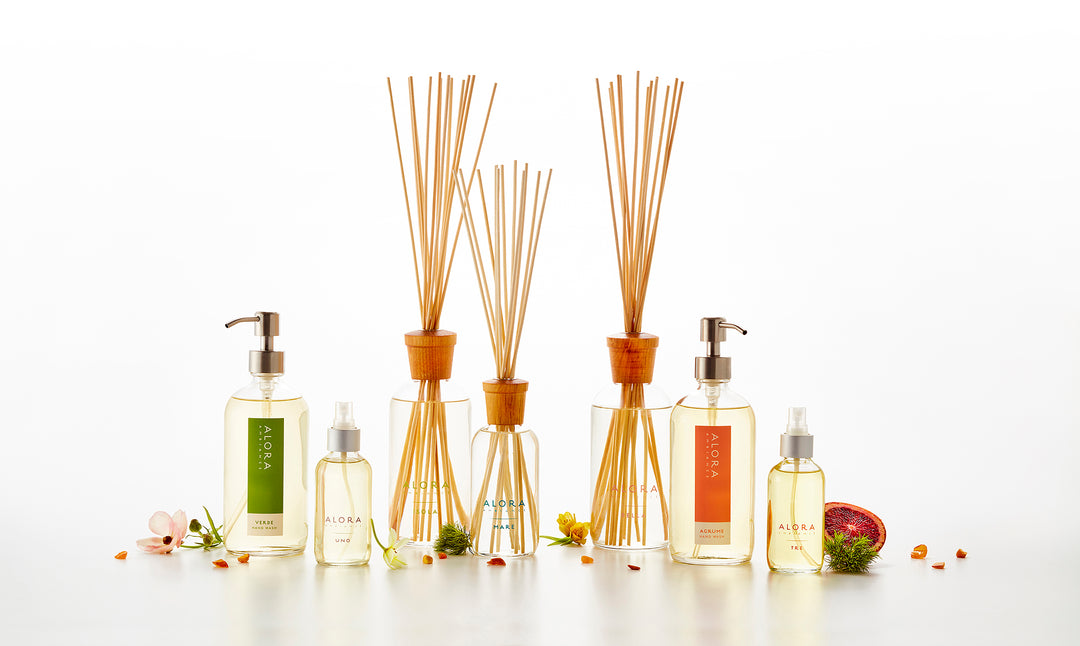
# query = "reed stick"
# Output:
<box><xmin>457</xmin><ymin>163</ymin><xmax>551</xmax><ymax>555</ymax></box>
<box><xmin>387</xmin><ymin>74</ymin><xmax>496</xmax><ymax>541</ymax></box>
<box><xmin>591</xmin><ymin>73</ymin><xmax>684</xmax><ymax>548</ymax></box>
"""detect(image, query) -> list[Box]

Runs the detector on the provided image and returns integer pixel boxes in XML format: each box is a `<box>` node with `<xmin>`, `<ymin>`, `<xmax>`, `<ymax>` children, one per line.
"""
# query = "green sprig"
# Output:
<box><xmin>824</xmin><ymin>532</ymin><xmax>880</xmax><ymax>573</ymax></box>
<box><xmin>433</xmin><ymin>523</ymin><xmax>473</xmax><ymax>555</ymax></box>
<box><xmin>180</xmin><ymin>506</ymin><xmax>224</xmax><ymax>550</ymax></box>
<box><xmin>539</xmin><ymin>535</ymin><xmax>576</xmax><ymax>546</ymax></box>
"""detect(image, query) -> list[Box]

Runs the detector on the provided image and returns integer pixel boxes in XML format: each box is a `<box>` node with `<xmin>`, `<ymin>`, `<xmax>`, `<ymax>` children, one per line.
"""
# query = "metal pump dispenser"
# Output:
<box><xmin>694</xmin><ymin>316</ymin><xmax>747</xmax><ymax>381</ymax></box>
<box><xmin>225</xmin><ymin>311</ymin><xmax>284</xmax><ymax>375</ymax></box>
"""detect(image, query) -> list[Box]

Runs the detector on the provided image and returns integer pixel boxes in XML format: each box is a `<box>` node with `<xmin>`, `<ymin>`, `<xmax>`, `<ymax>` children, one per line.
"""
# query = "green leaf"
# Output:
<box><xmin>539</xmin><ymin>535</ymin><xmax>575</xmax><ymax>546</ymax></box>
<box><xmin>203</xmin><ymin>506</ymin><xmax>224</xmax><ymax>543</ymax></box>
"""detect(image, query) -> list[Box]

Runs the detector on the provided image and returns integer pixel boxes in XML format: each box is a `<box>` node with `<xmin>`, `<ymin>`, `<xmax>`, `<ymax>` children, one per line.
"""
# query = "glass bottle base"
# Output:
<box><xmin>226</xmin><ymin>545</ymin><xmax>305</xmax><ymax>558</ymax></box>
<box><xmin>768</xmin><ymin>565</ymin><xmax>821</xmax><ymax>573</ymax></box>
<box><xmin>595</xmin><ymin>541</ymin><xmax>668</xmax><ymax>551</ymax></box>
<box><xmin>671</xmin><ymin>551</ymin><xmax>750</xmax><ymax>566</ymax></box>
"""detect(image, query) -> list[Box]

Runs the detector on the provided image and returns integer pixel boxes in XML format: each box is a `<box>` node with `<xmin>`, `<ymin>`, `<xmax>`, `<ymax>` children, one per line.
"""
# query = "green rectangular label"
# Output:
<box><xmin>248</xmin><ymin>418</ymin><xmax>284</xmax><ymax>515</ymax></box>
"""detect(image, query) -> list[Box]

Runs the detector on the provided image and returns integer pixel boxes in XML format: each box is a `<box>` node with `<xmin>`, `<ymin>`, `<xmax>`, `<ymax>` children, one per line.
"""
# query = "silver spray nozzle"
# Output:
<box><xmin>780</xmin><ymin>406</ymin><xmax>813</xmax><ymax>458</ymax></box>
<box><xmin>328</xmin><ymin>401</ymin><xmax>361</xmax><ymax>452</ymax></box>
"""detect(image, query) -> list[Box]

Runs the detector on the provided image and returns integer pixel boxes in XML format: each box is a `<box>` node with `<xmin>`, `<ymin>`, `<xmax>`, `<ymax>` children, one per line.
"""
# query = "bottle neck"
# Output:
<box><xmin>698</xmin><ymin>379</ymin><xmax>729</xmax><ymax>407</ymax></box>
<box><xmin>253</xmin><ymin>374</ymin><xmax>282</xmax><ymax>399</ymax></box>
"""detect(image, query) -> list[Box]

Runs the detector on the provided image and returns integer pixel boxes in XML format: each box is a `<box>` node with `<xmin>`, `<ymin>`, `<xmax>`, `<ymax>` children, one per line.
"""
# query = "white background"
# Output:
<box><xmin>1</xmin><ymin>1</ymin><xmax>1077</xmax><ymax>643</ymax></box>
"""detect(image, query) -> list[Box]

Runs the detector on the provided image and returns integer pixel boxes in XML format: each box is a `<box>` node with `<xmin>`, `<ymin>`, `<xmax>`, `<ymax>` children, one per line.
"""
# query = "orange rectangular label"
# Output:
<box><xmin>695</xmin><ymin>425</ymin><xmax>731</xmax><ymax>545</ymax></box>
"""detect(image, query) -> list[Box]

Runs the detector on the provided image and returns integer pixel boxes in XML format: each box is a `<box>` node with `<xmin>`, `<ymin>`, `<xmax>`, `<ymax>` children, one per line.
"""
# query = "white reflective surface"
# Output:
<box><xmin>5</xmin><ymin>530</ymin><xmax>1071</xmax><ymax>645</ymax></box>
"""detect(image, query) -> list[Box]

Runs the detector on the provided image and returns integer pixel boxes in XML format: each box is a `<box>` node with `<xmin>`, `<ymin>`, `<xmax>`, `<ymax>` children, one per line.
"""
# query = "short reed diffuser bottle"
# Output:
<box><xmin>472</xmin><ymin>380</ymin><xmax>539</xmax><ymax>556</ymax></box>
<box><xmin>767</xmin><ymin>407</ymin><xmax>825</xmax><ymax>573</ymax></box>
<box><xmin>385</xmin><ymin>73</ymin><xmax>496</xmax><ymax>545</ymax></box>
<box><xmin>669</xmin><ymin>317</ymin><xmax>755</xmax><ymax>565</ymax></box>
<box><xmin>315</xmin><ymin>402</ymin><xmax>372</xmax><ymax>566</ymax></box>
<box><xmin>459</xmin><ymin>162</ymin><xmax>552</xmax><ymax>557</ymax></box>
<box><xmin>223</xmin><ymin>312</ymin><xmax>309</xmax><ymax>556</ymax></box>
<box><xmin>590</xmin><ymin>73</ymin><xmax>685</xmax><ymax>550</ymax></box>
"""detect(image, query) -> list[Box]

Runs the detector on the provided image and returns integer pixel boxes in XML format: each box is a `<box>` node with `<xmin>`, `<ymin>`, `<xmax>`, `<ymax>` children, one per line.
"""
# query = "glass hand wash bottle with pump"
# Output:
<box><xmin>669</xmin><ymin>317</ymin><xmax>755</xmax><ymax>565</ymax></box>
<box><xmin>223</xmin><ymin>312</ymin><xmax>309</xmax><ymax>556</ymax></box>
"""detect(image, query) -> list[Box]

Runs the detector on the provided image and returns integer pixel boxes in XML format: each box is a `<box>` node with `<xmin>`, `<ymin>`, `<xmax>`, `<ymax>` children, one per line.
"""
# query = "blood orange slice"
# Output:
<box><xmin>824</xmin><ymin>502</ymin><xmax>886</xmax><ymax>551</ymax></box>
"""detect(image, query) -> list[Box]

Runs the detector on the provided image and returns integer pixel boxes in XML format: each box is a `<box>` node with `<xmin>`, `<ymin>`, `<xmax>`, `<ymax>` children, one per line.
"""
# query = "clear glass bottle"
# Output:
<box><xmin>223</xmin><ymin>312</ymin><xmax>309</xmax><ymax>556</ymax></box>
<box><xmin>590</xmin><ymin>333</ymin><xmax>672</xmax><ymax>550</ymax></box>
<box><xmin>669</xmin><ymin>317</ymin><xmax>755</xmax><ymax>565</ymax></box>
<box><xmin>315</xmin><ymin>402</ymin><xmax>372</xmax><ymax>566</ymax></box>
<box><xmin>767</xmin><ymin>407</ymin><xmax>824</xmax><ymax>573</ymax></box>
<box><xmin>388</xmin><ymin>330</ymin><xmax>471</xmax><ymax>545</ymax></box>
<box><xmin>470</xmin><ymin>379</ymin><xmax>539</xmax><ymax>556</ymax></box>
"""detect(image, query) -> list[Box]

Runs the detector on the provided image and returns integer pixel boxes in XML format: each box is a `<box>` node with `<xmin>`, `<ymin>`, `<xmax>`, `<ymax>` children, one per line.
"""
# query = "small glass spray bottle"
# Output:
<box><xmin>767</xmin><ymin>407</ymin><xmax>825</xmax><ymax>573</ymax></box>
<box><xmin>315</xmin><ymin>402</ymin><xmax>372</xmax><ymax>566</ymax></box>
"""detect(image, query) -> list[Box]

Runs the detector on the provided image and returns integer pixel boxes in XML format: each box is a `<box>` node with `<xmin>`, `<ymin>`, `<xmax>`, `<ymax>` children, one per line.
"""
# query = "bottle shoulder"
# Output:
<box><xmin>229</xmin><ymin>376</ymin><xmax>306</xmax><ymax>403</ymax></box>
<box><xmin>673</xmin><ymin>392</ymin><xmax>753</xmax><ymax>412</ymax></box>
<box><xmin>770</xmin><ymin>458</ymin><xmax>823</xmax><ymax>475</ymax></box>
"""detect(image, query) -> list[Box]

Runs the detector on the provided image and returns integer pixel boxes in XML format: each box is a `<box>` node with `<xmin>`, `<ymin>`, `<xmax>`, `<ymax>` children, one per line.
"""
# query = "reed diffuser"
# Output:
<box><xmin>589</xmin><ymin>73</ymin><xmax>685</xmax><ymax>550</ymax></box>
<box><xmin>457</xmin><ymin>163</ymin><xmax>551</xmax><ymax>556</ymax></box>
<box><xmin>386</xmin><ymin>74</ymin><xmax>496</xmax><ymax>544</ymax></box>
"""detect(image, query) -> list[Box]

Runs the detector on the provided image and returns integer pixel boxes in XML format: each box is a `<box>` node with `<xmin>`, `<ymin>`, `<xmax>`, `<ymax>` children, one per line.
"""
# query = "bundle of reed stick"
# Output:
<box><xmin>591</xmin><ymin>73</ymin><xmax>684</xmax><ymax>548</ymax></box>
<box><xmin>386</xmin><ymin>74</ymin><xmax>496</xmax><ymax>542</ymax></box>
<box><xmin>456</xmin><ymin>163</ymin><xmax>551</xmax><ymax>555</ymax></box>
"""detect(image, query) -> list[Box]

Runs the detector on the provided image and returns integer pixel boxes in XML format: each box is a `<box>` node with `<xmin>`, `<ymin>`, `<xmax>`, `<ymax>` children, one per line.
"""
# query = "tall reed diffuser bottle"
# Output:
<box><xmin>459</xmin><ymin>162</ymin><xmax>551</xmax><ymax>556</ymax></box>
<box><xmin>389</xmin><ymin>332</ymin><xmax>470</xmax><ymax>544</ymax></box>
<box><xmin>385</xmin><ymin>73</ymin><xmax>496</xmax><ymax>544</ymax></box>
<box><xmin>591</xmin><ymin>335</ymin><xmax>672</xmax><ymax>549</ymax></box>
<box><xmin>315</xmin><ymin>402</ymin><xmax>372</xmax><ymax>566</ymax></box>
<box><xmin>669</xmin><ymin>317</ymin><xmax>755</xmax><ymax>565</ymax></box>
<box><xmin>590</xmin><ymin>73</ymin><xmax>685</xmax><ymax>550</ymax></box>
<box><xmin>767</xmin><ymin>407</ymin><xmax>825</xmax><ymax>573</ymax></box>
<box><xmin>223</xmin><ymin>312</ymin><xmax>309</xmax><ymax>556</ymax></box>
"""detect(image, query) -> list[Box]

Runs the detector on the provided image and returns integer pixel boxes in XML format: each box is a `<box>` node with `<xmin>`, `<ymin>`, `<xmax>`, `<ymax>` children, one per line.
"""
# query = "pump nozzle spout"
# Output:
<box><xmin>333</xmin><ymin>401</ymin><xmax>358</xmax><ymax>430</ymax></box>
<box><xmin>786</xmin><ymin>407</ymin><xmax>809</xmax><ymax>436</ymax></box>
<box><xmin>225</xmin><ymin>311</ymin><xmax>285</xmax><ymax>375</ymax></box>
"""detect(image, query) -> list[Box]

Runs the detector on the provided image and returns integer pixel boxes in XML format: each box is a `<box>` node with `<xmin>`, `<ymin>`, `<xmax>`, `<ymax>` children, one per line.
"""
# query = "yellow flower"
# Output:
<box><xmin>569</xmin><ymin>522</ymin><xmax>590</xmax><ymax>546</ymax></box>
<box><xmin>557</xmin><ymin>512</ymin><xmax>577</xmax><ymax>536</ymax></box>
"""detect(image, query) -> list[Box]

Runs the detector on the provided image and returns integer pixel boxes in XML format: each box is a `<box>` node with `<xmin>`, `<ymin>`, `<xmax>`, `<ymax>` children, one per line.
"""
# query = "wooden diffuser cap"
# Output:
<box><xmin>405</xmin><ymin>330</ymin><xmax>456</xmax><ymax>381</ymax></box>
<box><xmin>607</xmin><ymin>333</ymin><xmax>659</xmax><ymax>384</ymax></box>
<box><xmin>482</xmin><ymin>379</ymin><xmax>528</xmax><ymax>426</ymax></box>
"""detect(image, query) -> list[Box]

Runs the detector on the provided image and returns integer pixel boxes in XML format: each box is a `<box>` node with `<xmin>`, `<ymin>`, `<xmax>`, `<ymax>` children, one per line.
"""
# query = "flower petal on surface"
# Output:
<box><xmin>136</xmin><ymin>537</ymin><xmax>166</xmax><ymax>553</ymax></box>
<box><xmin>170</xmin><ymin>511</ymin><xmax>187</xmax><ymax>535</ymax></box>
<box><xmin>148</xmin><ymin>511</ymin><xmax>173</xmax><ymax>536</ymax></box>
<box><xmin>169</xmin><ymin>510</ymin><xmax>187</xmax><ymax>547</ymax></box>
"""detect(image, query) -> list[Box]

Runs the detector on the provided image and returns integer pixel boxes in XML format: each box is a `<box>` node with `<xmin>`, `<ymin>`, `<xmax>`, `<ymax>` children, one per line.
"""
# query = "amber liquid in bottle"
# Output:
<box><xmin>669</xmin><ymin>381</ymin><xmax>755</xmax><ymax>564</ymax></box>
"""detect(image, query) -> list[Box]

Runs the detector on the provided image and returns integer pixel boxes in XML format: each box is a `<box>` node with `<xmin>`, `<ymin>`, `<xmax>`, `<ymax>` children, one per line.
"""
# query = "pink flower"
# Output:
<box><xmin>136</xmin><ymin>510</ymin><xmax>187</xmax><ymax>554</ymax></box>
